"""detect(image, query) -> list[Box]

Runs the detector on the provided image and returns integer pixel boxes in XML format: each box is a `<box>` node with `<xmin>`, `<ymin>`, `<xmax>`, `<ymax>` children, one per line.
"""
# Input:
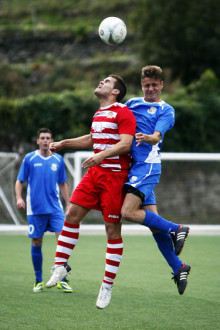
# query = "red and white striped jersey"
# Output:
<box><xmin>91</xmin><ymin>102</ymin><xmax>136</xmax><ymax>171</ymax></box>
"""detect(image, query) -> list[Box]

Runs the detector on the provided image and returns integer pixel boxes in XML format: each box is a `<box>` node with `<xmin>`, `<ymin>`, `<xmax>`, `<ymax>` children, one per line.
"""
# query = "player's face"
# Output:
<box><xmin>141</xmin><ymin>77</ymin><xmax>163</xmax><ymax>102</ymax></box>
<box><xmin>94</xmin><ymin>76</ymin><xmax>117</xmax><ymax>97</ymax></box>
<box><xmin>37</xmin><ymin>133</ymin><xmax>53</xmax><ymax>152</ymax></box>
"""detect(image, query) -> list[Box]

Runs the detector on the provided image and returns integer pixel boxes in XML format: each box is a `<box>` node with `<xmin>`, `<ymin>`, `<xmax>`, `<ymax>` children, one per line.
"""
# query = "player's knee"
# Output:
<box><xmin>105</xmin><ymin>222</ymin><xmax>121</xmax><ymax>240</ymax></box>
<box><xmin>65</xmin><ymin>204</ymin><xmax>81</xmax><ymax>224</ymax></box>
<box><xmin>32</xmin><ymin>238</ymin><xmax>42</xmax><ymax>246</ymax></box>
<box><xmin>66</xmin><ymin>209</ymin><xmax>77</xmax><ymax>223</ymax></box>
<box><xmin>121</xmin><ymin>206</ymin><xmax>144</xmax><ymax>224</ymax></box>
<box><xmin>121</xmin><ymin>207</ymin><xmax>134</xmax><ymax>221</ymax></box>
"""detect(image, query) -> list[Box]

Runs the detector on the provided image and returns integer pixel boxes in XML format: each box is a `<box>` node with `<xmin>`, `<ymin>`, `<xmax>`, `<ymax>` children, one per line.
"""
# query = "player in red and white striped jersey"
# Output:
<box><xmin>91</xmin><ymin>102</ymin><xmax>134</xmax><ymax>171</ymax></box>
<box><xmin>46</xmin><ymin>75</ymin><xmax>136</xmax><ymax>309</ymax></box>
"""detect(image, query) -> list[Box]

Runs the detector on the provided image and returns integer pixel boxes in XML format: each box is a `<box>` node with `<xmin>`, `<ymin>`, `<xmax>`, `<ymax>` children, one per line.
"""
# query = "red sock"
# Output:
<box><xmin>103</xmin><ymin>238</ymin><xmax>123</xmax><ymax>286</ymax></box>
<box><xmin>55</xmin><ymin>221</ymin><xmax>80</xmax><ymax>265</ymax></box>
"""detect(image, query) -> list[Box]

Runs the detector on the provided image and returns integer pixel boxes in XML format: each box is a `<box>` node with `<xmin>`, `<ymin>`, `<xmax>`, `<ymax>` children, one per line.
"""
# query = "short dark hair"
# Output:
<box><xmin>110</xmin><ymin>74</ymin><xmax>127</xmax><ymax>102</ymax></box>
<box><xmin>141</xmin><ymin>65</ymin><xmax>163</xmax><ymax>81</ymax></box>
<box><xmin>37</xmin><ymin>128</ymin><xmax>53</xmax><ymax>138</ymax></box>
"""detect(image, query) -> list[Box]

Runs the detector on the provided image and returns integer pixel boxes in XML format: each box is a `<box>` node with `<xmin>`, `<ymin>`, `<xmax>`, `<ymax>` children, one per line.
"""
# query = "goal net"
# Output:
<box><xmin>0</xmin><ymin>152</ymin><xmax>22</xmax><ymax>225</ymax></box>
<box><xmin>1</xmin><ymin>151</ymin><xmax>219</xmax><ymax>226</ymax></box>
<box><xmin>64</xmin><ymin>152</ymin><xmax>220</xmax><ymax>225</ymax></box>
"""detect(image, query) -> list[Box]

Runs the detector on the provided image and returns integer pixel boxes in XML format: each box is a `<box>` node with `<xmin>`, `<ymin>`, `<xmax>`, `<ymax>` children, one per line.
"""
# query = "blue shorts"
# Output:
<box><xmin>27</xmin><ymin>213</ymin><xmax>65</xmax><ymax>238</ymax></box>
<box><xmin>124</xmin><ymin>162</ymin><xmax>161</xmax><ymax>206</ymax></box>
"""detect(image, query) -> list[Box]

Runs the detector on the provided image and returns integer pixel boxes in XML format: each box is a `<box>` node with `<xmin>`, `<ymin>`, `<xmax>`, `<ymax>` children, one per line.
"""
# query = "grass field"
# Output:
<box><xmin>1</xmin><ymin>234</ymin><xmax>220</xmax><ymax>329</ymax></box>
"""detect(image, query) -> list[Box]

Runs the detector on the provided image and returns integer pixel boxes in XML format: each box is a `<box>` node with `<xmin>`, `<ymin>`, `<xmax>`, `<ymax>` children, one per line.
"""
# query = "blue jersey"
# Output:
<box><xmin>125</xmin><ymin>97</ymin><xmax>175</xmax><ymax>163</ymax></box>
<box><xmin>17</xmin><ymin>150</ymin><xmax>67</xmax><ymax>215</ymax></box>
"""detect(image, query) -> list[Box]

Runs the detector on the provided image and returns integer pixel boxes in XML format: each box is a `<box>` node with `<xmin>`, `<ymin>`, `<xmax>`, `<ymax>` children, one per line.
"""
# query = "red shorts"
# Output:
<box><xmin>70</xmin><ymin>166</ymin><xmax>129</xmax><ymax>223</ymax></box>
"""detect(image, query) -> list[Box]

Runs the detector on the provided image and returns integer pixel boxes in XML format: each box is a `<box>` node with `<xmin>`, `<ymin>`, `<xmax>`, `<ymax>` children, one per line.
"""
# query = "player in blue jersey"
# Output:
<box><xmin>121</xmin><ymin>66</ymin><xmax>191</xmax><ymax>295</ymax></box>
<box><xmin>15</xmin><ymin>128</ymin><xmax>73</xmax><ymax>293</ymax></box>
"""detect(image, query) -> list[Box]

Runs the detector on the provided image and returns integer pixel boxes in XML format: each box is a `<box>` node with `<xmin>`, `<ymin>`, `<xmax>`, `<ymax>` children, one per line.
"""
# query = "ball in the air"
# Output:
<box><xmin>98</xmin><ymin>17</ymin><xmax>127</xmax><ymax>45</ymax></box>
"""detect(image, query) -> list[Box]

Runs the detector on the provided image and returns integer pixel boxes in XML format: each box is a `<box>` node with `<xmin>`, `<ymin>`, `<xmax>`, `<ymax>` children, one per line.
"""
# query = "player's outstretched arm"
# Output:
<box><xmin>50</xmin><ymin>134</ymin><xmax>93</xmax><ymax>154</ymax></box>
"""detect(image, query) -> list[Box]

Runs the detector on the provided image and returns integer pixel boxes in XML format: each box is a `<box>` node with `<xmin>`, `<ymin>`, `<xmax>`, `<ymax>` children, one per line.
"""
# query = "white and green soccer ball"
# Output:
<box><xmin>98</xmin><ymin>17</ymin><xmax>127</xmax><ymax>45</ymax></box>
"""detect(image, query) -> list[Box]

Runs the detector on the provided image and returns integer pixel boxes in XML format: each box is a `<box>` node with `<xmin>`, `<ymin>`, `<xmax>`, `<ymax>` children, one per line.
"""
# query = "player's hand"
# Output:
<box><xmin>135</xmin><ymin>132</ymin><xmax>145</xmax><ymax>146</ymax></box>
<box><xmin>49</xmin><ymin>141</ymin><xmax>62</xmax><ymax>155</ymax></box>
<box><xmin>82</xmin><ymin>154</ymin><xmax>103</xmax><ymax>168</ymax></box>
<box><xmin>16</xmin><ymin>197</ymin><xmax>25</xmax><ymax>210</ymax></box>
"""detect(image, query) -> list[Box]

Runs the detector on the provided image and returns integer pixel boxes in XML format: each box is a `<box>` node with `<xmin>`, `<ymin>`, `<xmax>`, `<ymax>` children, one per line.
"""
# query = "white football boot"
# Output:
<box><xmin>96</xmin><ymin>283</ymin><xmax>113</xmax><ymax>309</ymax></box>
<box><xmin>46</xmin><ymin>263</ymin><xmax>71</xmax><ymax>288</ymax></box>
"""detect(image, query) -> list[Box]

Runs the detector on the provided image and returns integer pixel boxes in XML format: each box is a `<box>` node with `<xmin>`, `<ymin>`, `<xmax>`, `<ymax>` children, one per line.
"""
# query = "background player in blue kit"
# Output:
<box><xmin>121</xmin><ymin>65</ymin><xmax>191</xmax><ymax>295</ymax></box>
<box><xmin>15</xmin><ymin>128</ymin><xmax>72</xmax><ymax>293</ymax></box>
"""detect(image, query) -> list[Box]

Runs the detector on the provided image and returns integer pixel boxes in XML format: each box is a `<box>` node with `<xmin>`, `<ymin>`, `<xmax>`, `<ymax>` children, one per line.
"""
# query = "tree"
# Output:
<box><xmin>164</xmin><ymin>70</ymin><xmax>220</xmax><ymax>152</ymax></box>
<box><xmin>133</xmin><ymin>0</ymin><xmax>220</xmax><ymax>84</ymax></box>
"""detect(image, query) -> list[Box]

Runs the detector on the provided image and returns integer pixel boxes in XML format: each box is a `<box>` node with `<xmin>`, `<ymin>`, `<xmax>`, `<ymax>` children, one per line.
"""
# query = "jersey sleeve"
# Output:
<box><xmin>155</xmin><ymin>106</ymin><xmax>175</xmax><ymax>137</ymax></box>
<box><xmin>117</xmin><ymin>106</ymin><xmax>136</xmax><ymax>135</ymax></box>
<box><xmin>17</xmin><ymin>156</ymin><xmax>29</xmax><ymax>182</ymax></box>
<box><xmin>125</xmin><ymin>98</ymin><xmax>135</xmax><ymax>108</ymax></box>
<box><xmin>125</xmin><ymin>99</ymin><xmax>131</xmax><ymax>108</ymax></box>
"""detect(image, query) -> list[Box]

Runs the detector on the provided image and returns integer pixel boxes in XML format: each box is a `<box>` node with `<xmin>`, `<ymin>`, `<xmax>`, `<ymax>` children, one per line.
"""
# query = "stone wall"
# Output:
<box><xmin>155</xmin><ymin>161</ymin><xmax>220</xmax><ymax>224</ymax></box>
<box><xmin>81</xmin><ymin>160</ymin><xmax>220</xmax><ymax>225</ymax></box>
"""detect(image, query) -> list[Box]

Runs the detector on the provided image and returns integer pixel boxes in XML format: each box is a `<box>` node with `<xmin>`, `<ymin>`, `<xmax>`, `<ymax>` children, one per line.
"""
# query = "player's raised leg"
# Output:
<box><xmin>152</xmin><ymin>231</ymin><xmax>191</xmax><ymax>294</ymax></box>
<box><xmin>54</xmin><ymin>231</ymin><xmax>73</xmax><ymax>293</ymax></box>
<box><xmin>96</xmin><ymin>222</ymin><xmax>123</xmax><ymax>309</ymax></box>
<box><xmin>46</xmin><ymin>221</ymin><xmax>79</xmax><ymax>288</ymax></box>
<box><xmin>171</xmin><ymin>225</ymin><xmax>190</xmax><ymax>256</ymax></box>
<box><xmin>46</xmin><ymin>203</ymin><xmax>88</xmax><ymax>288</ymax></box>
<box><xmin>172</xmin><ymin>264</ymin><xmax>191</xmax><ymax>294</ymax></box>
<box><xmin>145</xmin><ymin>203</ymin><xmax>191</xmax><ymax>294</ymax></box>
<box><xmin>122</xmin><ymin>193</ymin><xmax>190</xmax><ymax>255</ymax></box>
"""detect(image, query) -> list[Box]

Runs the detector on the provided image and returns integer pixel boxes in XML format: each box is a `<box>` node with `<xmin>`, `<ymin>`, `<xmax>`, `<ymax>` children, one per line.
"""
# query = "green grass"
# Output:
<box><xmin>1</xmin><ymin>235</ymin><xmax>220</xmax><ymax>329</ymax></box>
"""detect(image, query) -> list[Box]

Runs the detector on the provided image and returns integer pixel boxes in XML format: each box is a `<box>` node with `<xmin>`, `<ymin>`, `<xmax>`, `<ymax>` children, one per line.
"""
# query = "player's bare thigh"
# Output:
<box><xmin>121</xmin><ymin>193</ymin><xmax>143</xmax><ymax>222</ymax></box>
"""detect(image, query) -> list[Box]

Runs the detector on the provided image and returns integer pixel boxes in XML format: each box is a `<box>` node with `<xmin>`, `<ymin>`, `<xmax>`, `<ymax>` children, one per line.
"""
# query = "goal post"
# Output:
<box><xmin>64</xmin><ymin>151</ymin><xmax>220</xmax><ymax>225</ymax></box>
<box><xmin>64</xmin><ymin>151</ymin><xmax>92</xmax><ymax>190</ymax></box>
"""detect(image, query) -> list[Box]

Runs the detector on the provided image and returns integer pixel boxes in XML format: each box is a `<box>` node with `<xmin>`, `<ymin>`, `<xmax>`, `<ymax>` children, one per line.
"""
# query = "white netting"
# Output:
<box><xmin>0</xmin><ymin>152</ymin><xmax>22</xmax><ymax>224</ymax></box>
<box><xmin>1</xmin><ymin>151</ymin><xmax>220</xmax><ymax>226</ymax></box>
<box><xmin>64</xmin><ymin>152</ymin><xmax>220</xmax><ymax>224</ymax></box>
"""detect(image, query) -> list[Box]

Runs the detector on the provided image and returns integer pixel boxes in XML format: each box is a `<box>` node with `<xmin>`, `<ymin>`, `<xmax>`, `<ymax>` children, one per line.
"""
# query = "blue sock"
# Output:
<box><xmin>31</xmin><ymin>244</ymin><xmax>43</xmax><ymax>283</ymax></box>
<box><xmin>153</xmin><ymin>232</ymin><xmax>182</xmax><ymax>275</ymax></box>
<box><xmin>142</xmin><ymin>210</ymin><xmax>180</xmax><ymax>233</ymax></box>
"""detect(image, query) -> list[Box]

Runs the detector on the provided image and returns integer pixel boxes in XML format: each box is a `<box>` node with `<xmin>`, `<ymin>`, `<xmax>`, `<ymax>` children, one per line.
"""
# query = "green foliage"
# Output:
<box><xmin>134</xmin><ymin>0</ymin><xmax>220</xmax><ymax>84</ymax></box>
<box><xmin>164</xmin><ymin>70</ymin><xmax>220</xmax><ymax>152</ymax></box>
<box><xmin>0</xmin><ymin>90</ymin><xmax>97</xmax><ymax>151</ymax></box>
<box><xmin>1</xmin><ymin>69</ymin><xmax>219</xmax><ymax>152</ymax></box>
<box><xmin>1</xmin><ymin>0</ymin><xmax>220</xmax><ymax>152</ymax></box>
<box><xmin>0</xmin><ymin>56</ymin><xmax>139</xmax><ymax>98</ymax></box>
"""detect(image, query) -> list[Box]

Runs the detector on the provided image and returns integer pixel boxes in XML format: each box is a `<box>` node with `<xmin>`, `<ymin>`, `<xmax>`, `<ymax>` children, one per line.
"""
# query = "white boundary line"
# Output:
<box><xmin>0</xmin><ymin>224</ymin><xmax>220</xmax><ymax>235</ymax></box>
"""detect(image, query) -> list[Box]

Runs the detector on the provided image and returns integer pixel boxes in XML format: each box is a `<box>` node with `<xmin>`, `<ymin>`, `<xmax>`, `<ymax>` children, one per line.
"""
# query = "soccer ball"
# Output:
<box><xmin>98</xmin><ymin>17</ymin><xmax>127</xmax><ymax>45</ymax></box>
